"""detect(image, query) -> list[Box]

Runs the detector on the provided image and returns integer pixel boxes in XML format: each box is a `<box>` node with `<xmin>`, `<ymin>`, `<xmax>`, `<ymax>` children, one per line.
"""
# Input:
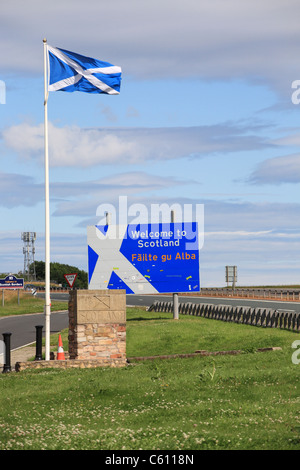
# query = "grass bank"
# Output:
<box><xmin>0</xmin><ymin>290</ymin><xmax>67</xmax><ymax>317</ymax></box>
<box><xmin>0</xmin><ymin>308</ymin><xmax>299</xmax><ymax>450</ymax></box>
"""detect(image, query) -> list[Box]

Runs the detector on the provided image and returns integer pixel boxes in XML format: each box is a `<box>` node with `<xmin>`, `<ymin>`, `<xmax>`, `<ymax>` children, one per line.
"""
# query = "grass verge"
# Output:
<box><xmin>0</xmin><ymin>290</ymin><xmax>67</xmax><ymax>317</ymax></box>
<box><xmin>0</xmin><ymin>307</ymin><xmax>299</xmax><ymax>450</ymax></box>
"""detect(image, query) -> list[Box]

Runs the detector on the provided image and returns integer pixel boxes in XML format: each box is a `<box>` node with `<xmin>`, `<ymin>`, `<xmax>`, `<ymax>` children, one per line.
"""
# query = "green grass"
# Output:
<box><xmin>0</xmin><ymin>307</ymin><xmax>299</xmax><ymax>450</ymax></box>
<box><xmin>0</xmin><ymin>291</ymin><xmax>67</xmax><ymax>317</ymax></box>
<box><xmin>126</xmin><ymin>308</ymin><xmax>293</xmax><ymax>356</ymax></box>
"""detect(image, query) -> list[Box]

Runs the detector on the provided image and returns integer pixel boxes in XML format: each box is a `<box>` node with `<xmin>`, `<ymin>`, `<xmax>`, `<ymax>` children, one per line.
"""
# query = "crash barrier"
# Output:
<box><xmin>149</xmin><ymin>301</ymin><xmax>300</xmax><ymax>332</ymax></box>
<box><xmin>26</xmin><ymin>287</ymin><xmax>300</xmax><ymax>300</ymax></box>
<box><xmin>185</xmin><ymin>288</ymin><xmax>300</xmax><ymax>301</ymax></box>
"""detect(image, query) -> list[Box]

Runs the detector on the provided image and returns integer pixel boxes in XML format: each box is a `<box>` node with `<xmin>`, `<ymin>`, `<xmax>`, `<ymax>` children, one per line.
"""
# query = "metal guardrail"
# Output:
<box><xmin>149</xmin><ymin>301</ymin><xmax>300</xmax><ymax>331</ymax></box>
<box><xmin>182</xmin><ymin>288</ymin><xmax>300</xmax><ymax>301</ymax></box>
<box><xmin>30</xmin><ymin>287</ymin><xmax>300</xmax><ymax>300</ymax></box>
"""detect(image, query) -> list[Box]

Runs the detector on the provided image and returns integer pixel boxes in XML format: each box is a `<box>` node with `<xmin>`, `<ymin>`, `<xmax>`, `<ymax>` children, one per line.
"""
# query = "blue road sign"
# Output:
<box><xmin>88</xmin><ymin>222</ymin><xmax>200</xmax><ymax>294</ymax></box>
<box><xmin>0</xmin><ymin>275</ymin><xmax>24</xmax><ymax>289</ymax></box>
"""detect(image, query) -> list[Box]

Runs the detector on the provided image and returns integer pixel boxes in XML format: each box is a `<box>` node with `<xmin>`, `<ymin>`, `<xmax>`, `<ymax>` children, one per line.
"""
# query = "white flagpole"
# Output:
<box><xmin>43</xmin><ymin>38</ymin><xmax>51</xmax><ymax>361</ymax></box>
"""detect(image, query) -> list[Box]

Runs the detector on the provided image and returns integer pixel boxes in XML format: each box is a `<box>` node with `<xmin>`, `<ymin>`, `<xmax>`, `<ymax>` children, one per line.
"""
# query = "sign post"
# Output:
<box><xmin>0</xmin><ymin>275</ymin><xmax>24</xmax><ymax>306</ymax></box>
<box><xmin>171</xmin><ymin>210</ymin><xmax>179</xmax><ymax>320</ymax></box>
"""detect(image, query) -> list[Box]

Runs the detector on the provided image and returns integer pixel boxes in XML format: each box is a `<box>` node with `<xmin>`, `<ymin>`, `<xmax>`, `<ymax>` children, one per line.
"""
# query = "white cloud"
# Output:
<box><xmin>0</xmin><ymin>0</ymin><xmax>299</xmax><ymax>95</ymax></box>
<box><xmin>2</xmin><ymin>121</ymin><xmax>271</xmax><ymax>167</ymax></box>
<box><xmin>2</xmin><ymin>122</ymin><xmax>138</xmax><ymax>166</ymax></box>
<box><xmin>52</xmin><ymin>171</ymin><xmax>190</xmax><ymax>217</ymax></box>
<box><xmin>249</xmin><ymin>153</ymin><xmax>300</xmax><ymax>184</ymax></box>
<box><xmin>2</xmin><ymin>122</ymin><xmax>44</xmax><ymax>156</ymax></box>
<box><xmin>0</xmin><ymin>169</ymin><xmax>189</xmax><ymax>213</ymax></box>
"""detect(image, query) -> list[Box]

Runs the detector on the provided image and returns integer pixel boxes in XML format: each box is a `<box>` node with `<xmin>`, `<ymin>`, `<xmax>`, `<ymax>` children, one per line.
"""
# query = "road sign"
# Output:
<box><xmin>87</xmin><ymin>222</ymin><xmax>200</xmax><ymax>294</ymax></box>
<box><xmin>64</xmin><ymin>273</ymin><xmax>77</xmax><ymax>288</ymax></box>
<box><xmin>225</xmin><ymin>266</ymin><xmax>237</xmax><ymax>283</ymax></box>
<box><xmin>225</xmin><ymin>266</ymin><xmax>237</xmax><ymax>289</ymax></box>
<box><xmin>0</xmin><ymin>275</ymin><xmax>24</xmax><ymax>289</ymax></box>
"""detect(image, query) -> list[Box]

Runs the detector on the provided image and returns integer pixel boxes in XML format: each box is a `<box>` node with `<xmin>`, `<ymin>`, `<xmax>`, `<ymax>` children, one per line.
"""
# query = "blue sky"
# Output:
<box><xmin>0</xmin><ymin>0</ymin><xmax>300</xmax><ymax>286</ymax></box>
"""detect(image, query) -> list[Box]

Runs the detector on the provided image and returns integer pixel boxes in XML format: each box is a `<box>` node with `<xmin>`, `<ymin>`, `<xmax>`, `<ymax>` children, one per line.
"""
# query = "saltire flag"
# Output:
<box><xmin>46</xmin><ymin>46</ymin><xmax>122</xmax><ymax>95</ymax></box>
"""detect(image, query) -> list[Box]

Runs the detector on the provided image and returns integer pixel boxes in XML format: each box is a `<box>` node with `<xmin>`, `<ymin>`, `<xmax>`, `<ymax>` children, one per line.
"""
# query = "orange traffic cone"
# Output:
<box><xmin>57</xmin><ymin>334</ymin><xmax>65</xmax><ymax>360</ymax></box>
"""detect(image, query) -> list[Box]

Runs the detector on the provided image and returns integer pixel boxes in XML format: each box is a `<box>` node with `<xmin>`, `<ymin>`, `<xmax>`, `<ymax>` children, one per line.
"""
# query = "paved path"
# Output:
<box><xmin>11</xmin><ymin>346</ymin><xmax>36</xmax><ymax>364</ymax></box>
<box><xmin>0</xmin><ymin>310</ymin><xmax>68</xmax><ymax>368</ymax></box>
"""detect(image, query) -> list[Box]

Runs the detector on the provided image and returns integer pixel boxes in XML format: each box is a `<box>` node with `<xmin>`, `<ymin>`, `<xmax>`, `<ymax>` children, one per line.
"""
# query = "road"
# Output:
<box><xmin>0</xmin><ymin>311</ymin><xmax>68</xmax><ymax>351</ymax></box>
<box><xmin>48</xmin><ymin>291</ymin><xmax>300</xmax><ymax>312</ymax></box>
<box><xmin>126</xmin><ymin>294</ymin><xmax>300</xmax><ymax>312</ymax></box>
<box><xmin>1</xmin><ymin>292</ymin><xmax>299</xmax><ymax>351</ymax></box>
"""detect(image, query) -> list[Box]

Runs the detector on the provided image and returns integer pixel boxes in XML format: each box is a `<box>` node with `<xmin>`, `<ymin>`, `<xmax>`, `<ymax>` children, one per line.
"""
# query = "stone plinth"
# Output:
<box><xmin>68</xmin><ymin>289</ymin><xmax>126</xmax><ymax>366</ymax></box>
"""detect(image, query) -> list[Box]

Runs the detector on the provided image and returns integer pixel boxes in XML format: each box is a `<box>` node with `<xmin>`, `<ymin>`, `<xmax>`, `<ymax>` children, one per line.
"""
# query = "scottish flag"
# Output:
<box><xmin>47</xmin><ymin>46</ymin><xmax>122</xmax><ymax>95</ymax></box>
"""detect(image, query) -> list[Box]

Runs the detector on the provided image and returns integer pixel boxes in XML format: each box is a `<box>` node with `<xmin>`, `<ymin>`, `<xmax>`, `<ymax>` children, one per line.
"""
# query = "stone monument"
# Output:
<box><xmin>68</xmin><ymin>289</ymin><xmax>126</xmax><ymax>367</ymax></box>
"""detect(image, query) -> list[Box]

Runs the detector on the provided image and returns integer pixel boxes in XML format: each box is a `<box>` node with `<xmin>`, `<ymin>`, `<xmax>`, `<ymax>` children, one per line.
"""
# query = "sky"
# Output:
<box><xmin>0</xmin><ymin>0</ymin><xmax>300</xmax><ymax>287</ymax></box>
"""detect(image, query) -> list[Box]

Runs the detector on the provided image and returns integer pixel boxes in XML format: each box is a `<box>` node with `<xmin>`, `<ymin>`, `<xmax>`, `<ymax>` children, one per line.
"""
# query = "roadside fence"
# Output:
<box><xmin>149</xmin><ymin>301</ymin><xmax>300</xmax><ymax>332</ymax></box>
<box><xmin>182</xmin><ymin>288</ymin><xmax>300</xmax><ymax>301</ymax></box>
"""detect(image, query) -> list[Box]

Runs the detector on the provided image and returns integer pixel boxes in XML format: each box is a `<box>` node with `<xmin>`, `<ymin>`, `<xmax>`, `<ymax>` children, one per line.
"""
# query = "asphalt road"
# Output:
<box><xmin>1</xmin><ymin>292</ymin><xmax>299</xmax><ymax>351</ymax></box>
<box><xmin>49</xmin><ymin>291</ymin><xmax>300</xmax><ymax>312</ymax></box>
<box><xmin>126</xmin><ymin>294</ymin><xmax>300</xmax><ymax>312</ymax></box>
<box><xmin>0</xmin><ymin>311</ymin><xmax>68</xmax><ymax>351</ymax></box>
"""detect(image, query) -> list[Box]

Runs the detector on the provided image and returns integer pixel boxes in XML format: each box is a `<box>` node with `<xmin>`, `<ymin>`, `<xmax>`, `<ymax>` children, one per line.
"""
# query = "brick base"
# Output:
<box><xmin>68</xmin><ymin>289</ymin><xmax>126</xmax><ymax>364</ymax></box>
<box><xmin>15</xmin><ymin>357</ymin><xmax>126</xmax><ymax>372</ymax></box>
<box><xmin>68</xmin><ymin>323</ymin><xmax>126</xmax><ymax>361</ymax></box>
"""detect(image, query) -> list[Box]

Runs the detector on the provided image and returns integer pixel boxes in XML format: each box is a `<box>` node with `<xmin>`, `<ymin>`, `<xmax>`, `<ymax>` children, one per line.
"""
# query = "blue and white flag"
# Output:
<box><xmin>47</xmin><ymin>46</ymin><xmax>122</xmax><ymax>95</ymax></box>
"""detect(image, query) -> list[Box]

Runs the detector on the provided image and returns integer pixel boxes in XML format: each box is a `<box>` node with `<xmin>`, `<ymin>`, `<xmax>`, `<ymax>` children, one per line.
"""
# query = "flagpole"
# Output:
<box><xmin>43</xmin><ymin>38</ymin><xmax>51</xmax><ymax>361</ymax></box>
